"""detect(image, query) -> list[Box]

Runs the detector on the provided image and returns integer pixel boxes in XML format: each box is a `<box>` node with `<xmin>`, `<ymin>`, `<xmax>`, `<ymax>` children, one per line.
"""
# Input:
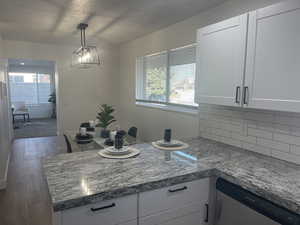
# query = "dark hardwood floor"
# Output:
<box><xmin>0</xmin><ymin>136</ymin><xmax>66</xmax><ymax>225</ymax></box>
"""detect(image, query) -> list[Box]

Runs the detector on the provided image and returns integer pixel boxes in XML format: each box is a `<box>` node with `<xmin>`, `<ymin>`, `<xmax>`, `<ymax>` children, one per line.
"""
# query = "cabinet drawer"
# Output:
<box><xmin>139</xmin><ymin>178</ymin><xmax>209</xmax><ymax>217</ymax></box>
<box><xmin>140</xmin><ymin>201</ymin><xmax>207</xmax><ymax>225</ymax></box>
<box><xmin>62</xmin><ymin>194</ymin><xmax>137</xmax><ymax>225</ymax></box>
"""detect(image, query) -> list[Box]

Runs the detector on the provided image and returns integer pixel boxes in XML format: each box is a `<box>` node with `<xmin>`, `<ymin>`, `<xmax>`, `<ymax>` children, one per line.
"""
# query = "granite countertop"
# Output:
<box><xmin>43</xmin><ymin>137</ymin><xmax>300</xmax><ymax>214</ymax></box>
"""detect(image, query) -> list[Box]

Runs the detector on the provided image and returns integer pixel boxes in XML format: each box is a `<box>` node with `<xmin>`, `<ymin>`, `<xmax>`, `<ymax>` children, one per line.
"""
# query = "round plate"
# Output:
<box><xmin>156</xmin><ymin>140</ymin><xmax>184</xmax><ymax>147</ymax></box>
<box><xmin>98</xmin><ymin>147</ymin><xmax>140</xmax><ymax>159</ymax></box>
<box><xmin>106</xmin><ymin>146</ymin><xmax>131</xmax><ymax>155</ymax></box>
<box><xmin>76</xmin><ymin>138</ymin><xmax>93</xmax><ymax>144</ymax></box>
<box><xmin>76</xmin><ymin>133</ymin><xmax>93</xmax><ymax>140</ymax></box>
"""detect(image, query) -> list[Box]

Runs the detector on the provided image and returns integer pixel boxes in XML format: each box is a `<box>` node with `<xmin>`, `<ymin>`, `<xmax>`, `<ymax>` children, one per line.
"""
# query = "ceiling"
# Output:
<box><xmin>0</xmin><ymin>0</ymin><xmax>226</xmax><ymax>45</ymax></box>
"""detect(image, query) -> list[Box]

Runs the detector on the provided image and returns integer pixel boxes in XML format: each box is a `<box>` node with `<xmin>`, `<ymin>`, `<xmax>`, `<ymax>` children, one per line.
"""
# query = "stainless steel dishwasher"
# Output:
<box><xmin>215</xmin><ymin>178</ymin><xmax>300</xmax><ymax>225</ymax></box>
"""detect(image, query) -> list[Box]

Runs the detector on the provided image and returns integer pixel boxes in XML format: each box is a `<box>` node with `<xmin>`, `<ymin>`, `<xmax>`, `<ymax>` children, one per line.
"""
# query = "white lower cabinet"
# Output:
<box><xmin>139</xmin><ymin>178</ymin><xmax>210</xmax><ymax>225</ymax></box>
<box><xmin>54</xmin><ymin>178</ymin><xmax>210</xmax><ymax>225</ymax></box>
<box><xmin>60</xmin><ymin>194</ymin><xmax>138</xmax><ymax>225</ymax></box>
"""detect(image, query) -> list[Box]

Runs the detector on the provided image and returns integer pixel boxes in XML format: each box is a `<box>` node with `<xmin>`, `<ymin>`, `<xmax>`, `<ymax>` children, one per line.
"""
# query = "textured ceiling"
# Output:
<box><xmin>0</xmin><ymin>0</ymin><xmax>226</xmax><ymax>45</ymax></box>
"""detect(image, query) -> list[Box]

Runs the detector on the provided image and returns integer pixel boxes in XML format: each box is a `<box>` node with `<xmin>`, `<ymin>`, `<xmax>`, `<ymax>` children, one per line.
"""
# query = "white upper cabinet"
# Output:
<box><xmin>195</xmin><ymin>14</ymin><xmax>248</xmax><ymax>107</ymax></box>
<box><xmin>196</xmin><ymin>0</ymin><xmax>300</xmax><ymax>113</ymax></box>
<box><xmin>244</xmin><ymin>0</ymin><xmax>300</xmax><ymax>112</ymax></box>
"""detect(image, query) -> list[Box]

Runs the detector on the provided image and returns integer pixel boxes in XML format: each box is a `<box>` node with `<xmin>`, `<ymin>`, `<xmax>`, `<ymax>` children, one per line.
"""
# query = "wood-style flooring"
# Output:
<box><xmin>0</xmin><ymin>136</ymin><xmax>66</xmax><ymax>225</ymax></box>
<box><xmin>14</xmin><ymin>118</ymin><xmax>57</xmax><ymax>139</ymax></box>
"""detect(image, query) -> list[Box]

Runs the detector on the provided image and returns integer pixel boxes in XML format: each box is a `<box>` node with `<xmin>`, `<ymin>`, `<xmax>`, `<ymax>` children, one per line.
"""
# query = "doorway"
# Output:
<box><xmin>8</xmin><ymin>59</ymin><xmax>57</xmax><ymax>139</ymax></box>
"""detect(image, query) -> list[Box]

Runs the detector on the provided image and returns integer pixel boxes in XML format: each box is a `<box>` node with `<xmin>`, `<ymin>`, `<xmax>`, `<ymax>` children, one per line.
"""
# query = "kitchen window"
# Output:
<box><xmin>136</xmin><ymin>44</ymin><xmax>198</xmax><ymax>111</ymax></box>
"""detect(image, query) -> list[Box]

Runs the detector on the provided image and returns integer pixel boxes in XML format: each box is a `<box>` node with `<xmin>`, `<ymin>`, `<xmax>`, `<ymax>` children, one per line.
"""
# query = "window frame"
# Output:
<box><xmin>9</xmin><ymin>72</ymin><xmax>53</xmax><ymax>105</ymax></box>
<box><xmin>136</xmin><ymin>43</ymin><xmax>198</xmax><ymax>110</ymax></box>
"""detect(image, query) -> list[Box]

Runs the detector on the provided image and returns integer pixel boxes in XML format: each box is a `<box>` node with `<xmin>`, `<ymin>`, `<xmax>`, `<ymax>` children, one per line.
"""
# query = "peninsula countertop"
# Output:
<box><xmin>43</xmin><ymin>137</ymin><xmax>300</xmax><ymax>214</ymax></box>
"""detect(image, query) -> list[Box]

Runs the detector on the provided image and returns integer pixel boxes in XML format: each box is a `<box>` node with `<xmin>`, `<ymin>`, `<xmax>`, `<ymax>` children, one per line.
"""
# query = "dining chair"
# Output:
<box><xmin>63</xmin><ymin>134</ymin><xmax>72</xmax><ymax>153</ymax></box>
<box><xmin>128</xmin><ymin>127</ymin><xmax>138</xmax><ymax>138</ymax></box>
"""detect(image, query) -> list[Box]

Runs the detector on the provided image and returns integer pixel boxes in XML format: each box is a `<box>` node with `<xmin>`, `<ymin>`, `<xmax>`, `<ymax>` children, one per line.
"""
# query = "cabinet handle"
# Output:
<box><xmin>168</xmin><ymin>186</ymin><xmax>187</xmax><ymax>193</ymax></box>
<box><xmin>243</xmin><ymin>86</ymin><xmax>249</xmax><ymax>105</ymax></box>
<box><xmin>90</xmin><ymin>203</ymin><xmax>116</xmax><ymax>212</ymax></box>
<box><xmin>205</xmin><ymin>203</ymin><xmax>209</xmax><ymax>223</ymax></box>
<box><xmin>235</xmin><ymin>86</ymin><xmax>241</xmax><ymax>104</ymax></box>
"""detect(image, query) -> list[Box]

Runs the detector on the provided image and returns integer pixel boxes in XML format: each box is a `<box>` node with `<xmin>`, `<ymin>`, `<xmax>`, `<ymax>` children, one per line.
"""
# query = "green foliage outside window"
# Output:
<box><xmin>146</xmin><ymin>67</ymin><xmax>166</xmax><ymax>101</ymax></box>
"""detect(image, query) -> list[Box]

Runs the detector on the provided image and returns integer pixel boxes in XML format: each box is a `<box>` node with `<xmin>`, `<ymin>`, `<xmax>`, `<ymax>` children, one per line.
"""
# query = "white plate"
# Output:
<box><xmin>156</xmin><ymin>140</ymin><xmax>184</xmax><ymax>147</ymax></box>
<box><xmin>106</xmin><ymin>146</ymin><xmax>131</xmax><ymax>155</ymax></box>
<box><xmin>98</xmin><ymin>147</ymin><xmax>140</xmax><ymax>159</ymax></box>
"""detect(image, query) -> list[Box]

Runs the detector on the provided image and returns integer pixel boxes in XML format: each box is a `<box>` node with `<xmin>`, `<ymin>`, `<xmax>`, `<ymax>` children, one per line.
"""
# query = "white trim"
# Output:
<box><xmin>136</xmin><ymin>101</ymin><xmax>198</xmax><ymax>116</ymax></box>
<box><xmin>169</xmin><ymin>43</ymin><xmax>197</xmax><ymax>52</ymax></box>
<box><xmin>0</xmin><ymin>152</ymin><xmax>10</xmax><ymax>190</ymax></box>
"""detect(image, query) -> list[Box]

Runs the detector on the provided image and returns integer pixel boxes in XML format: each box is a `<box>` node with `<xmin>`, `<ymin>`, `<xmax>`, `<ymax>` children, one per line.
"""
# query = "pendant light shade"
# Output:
<box><xmin>72</xmin><ymin>23</ymin><xmax>100</xmax><ymax>68</ymax></box>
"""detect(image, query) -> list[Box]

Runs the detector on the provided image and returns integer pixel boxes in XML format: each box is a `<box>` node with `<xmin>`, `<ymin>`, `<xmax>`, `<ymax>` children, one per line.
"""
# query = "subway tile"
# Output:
<box><xmin>242</xmin><ymin>143</ymin><xmax>271</xmax><ymax>156</ymax></box>
<box><xmin>271</xmin><ymin>150</ymin><xmax>300</xmax><ymax>165</ymax></box>
<box><xmin>246</xmin><ymin>120</ymin><xmax>257</xmax><ymax>128</ymax></box>
<box><xmin>274</xmin><ymin>114</ymin><xmax>295</xmax><ymax>126</ymax></box>
<box><xmin>290</xmin><ymin>145</ymin><xmax>300</xmax><ymax>156</ymax></box>
<box><xmin>273</xmin><ymin>133</ymin><xmax>300</xmax><ymax>145</ymax></box>
<box><xmin>231</xmin><ymin>132</ymin><xmax>256</xmax><ymax>144</ymax></box>
<box><xmin>219</xmin><ymin>136</ymin><xmax>242</xmax><ymax>148</ymax></box>
<box><xmin>211</xmin><ymin>127</ymin><xmax>231</xmax><ymax>138</ymax></box>
<box><xmin>257</xmin><ymin>138</ymin><xmax>289</xmax><ymax>153</ymax></box>
<box><xmin>198</xmin><ymin>106</ymin><xmax>300</xmax><ymax>164</ymax></box>
<box><xmin>244</xmin><ymin>111</ymin><xmax>274</xmax><ymax>123</ymax></box>
<box><xmin>222</xmin><ymin>123</ymin><xmax>243</xmax><ymax>133</ymax></box>
<box><xmin>248</xmin><ymin>128</ymin><xmax>273</xmax><ymax>139</ymax></box>
<box><xmin>256</xmin><ymin>122</ymin><xmax>274</xmax><ymax>132</ymax></box>
<box><xmin>201</xmin><ymin>132</ymin><xmax>219</xmax><ymax>142</ymax></box>
<box><xmin>290</xmin><ymin>126</ymin><xmax>300</xmax><ymax>137</ymax></box>
<box><xmin>273</xmin><ymin>124</ymin><xmax>290</xmax><ymax>135</ymax></box>
<box><xmin>292</xmin><ymin>117</ymin><xmax>300</xmax><ymax>128</ymax></box>
<box><xmin>230</xmin><ymin>117</ymin><xmax>244</xmax><ymax>126</ymax></box>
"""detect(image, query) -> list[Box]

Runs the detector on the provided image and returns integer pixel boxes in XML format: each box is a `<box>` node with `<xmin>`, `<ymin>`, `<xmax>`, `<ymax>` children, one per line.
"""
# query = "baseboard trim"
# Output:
<box><xmin>0</xmin><ymin>152</ymin><xmax>10</xmax><ymax>190</ymax></box>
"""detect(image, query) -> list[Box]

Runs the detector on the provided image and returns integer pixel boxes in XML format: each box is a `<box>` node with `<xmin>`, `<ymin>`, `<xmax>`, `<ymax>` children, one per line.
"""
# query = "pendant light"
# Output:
<box><xmin>71</xmin><ymin>23</ymin><xmax>100</xmax><ymax>68</ymax></box>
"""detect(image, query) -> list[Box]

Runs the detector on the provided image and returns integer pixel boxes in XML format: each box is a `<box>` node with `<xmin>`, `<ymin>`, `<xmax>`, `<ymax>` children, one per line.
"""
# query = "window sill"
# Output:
<box><xmin>135</xmin><ymin>101</ymin><xmax>198</xmax><ymax>116</ymax></box>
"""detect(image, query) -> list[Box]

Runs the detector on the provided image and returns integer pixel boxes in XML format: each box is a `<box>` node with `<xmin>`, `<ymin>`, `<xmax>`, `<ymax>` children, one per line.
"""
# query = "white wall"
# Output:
<box><xmin>3</xmin><ymin>40</ymin><xmax>120</xmax><ymax>134</ymax></box>
<box><xmin>119</xmin><ymin>0</ymin><xmax>283</xmax><ymax>142</ymax></box>
<box><xmin>0</xmin><ymin>34</ymin><xmax>12</xmax><ymax>189</ymax></box>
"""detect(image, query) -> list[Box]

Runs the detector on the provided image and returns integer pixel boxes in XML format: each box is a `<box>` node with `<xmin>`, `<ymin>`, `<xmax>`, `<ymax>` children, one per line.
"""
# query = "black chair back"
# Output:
<box><xmin>128</xmin><ymin>127</ymin><xmax>138</xmax><ymax>138</ymax></box>
<box><xmin>63</xmin><ymin>134</ymin><xmax>72</xmax><ymax>153</ymax></box>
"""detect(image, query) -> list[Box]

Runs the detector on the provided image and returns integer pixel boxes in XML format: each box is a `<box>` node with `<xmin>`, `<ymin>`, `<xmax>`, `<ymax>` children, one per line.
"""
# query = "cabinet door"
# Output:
<box><xmin>195</xmin><ymin>14</ymin><xmax>248</xmax><ymax>106</ymax></box>
<box><xmin>245</xmin><ymin>0</ymin><xmax>300</xmax><ymax>112</ymax></box>
<box><xmin>140</xmin><ymin>211</ymin><xmax>205</xmax><ymax>225</ymax></box>
<box><xmin>139</xmin><ymin>179</ymin><xmax>209</xmax><ymax>217</ymax></box>
<box><xmin>139</xmin><ymin>201</ymin><xmax>208</xmax><ymax>225</ymax></box>
<box><xmin>139</xmin><ymin>179</ymin><xmax>210</xmax><ymax>225</ymax></box>
<box><xmin>61</xmin><ymin>194</ymin><xmax>137</xmax><ymax>225</ymax></box>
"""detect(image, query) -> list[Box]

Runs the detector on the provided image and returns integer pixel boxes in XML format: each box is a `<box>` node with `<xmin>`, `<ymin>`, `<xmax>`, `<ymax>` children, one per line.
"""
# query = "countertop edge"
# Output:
<box><xmin>52</xmin><ymin>168</ymin><xmax>299</xmax><ymax>215</ymax></box>
<box><xmin>53</xmin><ymin>169</ymin><xmax>213</xmax><ymax>212</ymax></box>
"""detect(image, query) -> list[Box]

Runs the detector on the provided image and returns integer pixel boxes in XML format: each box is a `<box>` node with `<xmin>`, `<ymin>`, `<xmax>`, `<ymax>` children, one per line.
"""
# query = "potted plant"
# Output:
<box><xmin>96</xmin><ymin>104</ymin><xmax>116</xmax><ymax>138</ymax></box>
<box><xmin>48</xmin><ymin>91</ymin><xmax>56</xmax><ymax>118</ymax></box>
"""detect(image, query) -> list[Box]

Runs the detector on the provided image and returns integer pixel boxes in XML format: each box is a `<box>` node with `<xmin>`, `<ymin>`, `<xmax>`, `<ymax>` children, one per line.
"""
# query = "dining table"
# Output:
<box><xmin>64</xmin><ymin>130</ymin><xmax>138</xmax><ymax>153</ymax></box>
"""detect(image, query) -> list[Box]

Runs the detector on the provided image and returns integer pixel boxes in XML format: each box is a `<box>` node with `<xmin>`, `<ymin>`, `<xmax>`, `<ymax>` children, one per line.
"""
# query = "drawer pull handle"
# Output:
<box><xmin>90</xmin><ymin>203</ymin><xmax>116</xmax><ymax>212</ymax></box>
<box><xmin>168</xmin><ymin>186</ymin><xmax>187</xmax><ymax>193</ymax></box>
<box><xmin>243</xmin><ymin>86</ymin><xmax>249</xmax><ymax>105</ymax></box>
<box><xmin>205</xmin><ymin>203</ymin><xmax>209</xmax><ymax>223</ymax></box>
<box><xmin>235</xmin><ymin>86</ymin><xmax>241</xmax><ymax>104</ymax></box>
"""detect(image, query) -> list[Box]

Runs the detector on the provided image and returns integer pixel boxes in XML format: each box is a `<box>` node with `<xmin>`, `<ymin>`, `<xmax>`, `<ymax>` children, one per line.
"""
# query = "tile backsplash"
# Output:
<box><xmin>198</xmin><ymin>104</ymin><xmax>300</xmax><ymax>165</ymax></box>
